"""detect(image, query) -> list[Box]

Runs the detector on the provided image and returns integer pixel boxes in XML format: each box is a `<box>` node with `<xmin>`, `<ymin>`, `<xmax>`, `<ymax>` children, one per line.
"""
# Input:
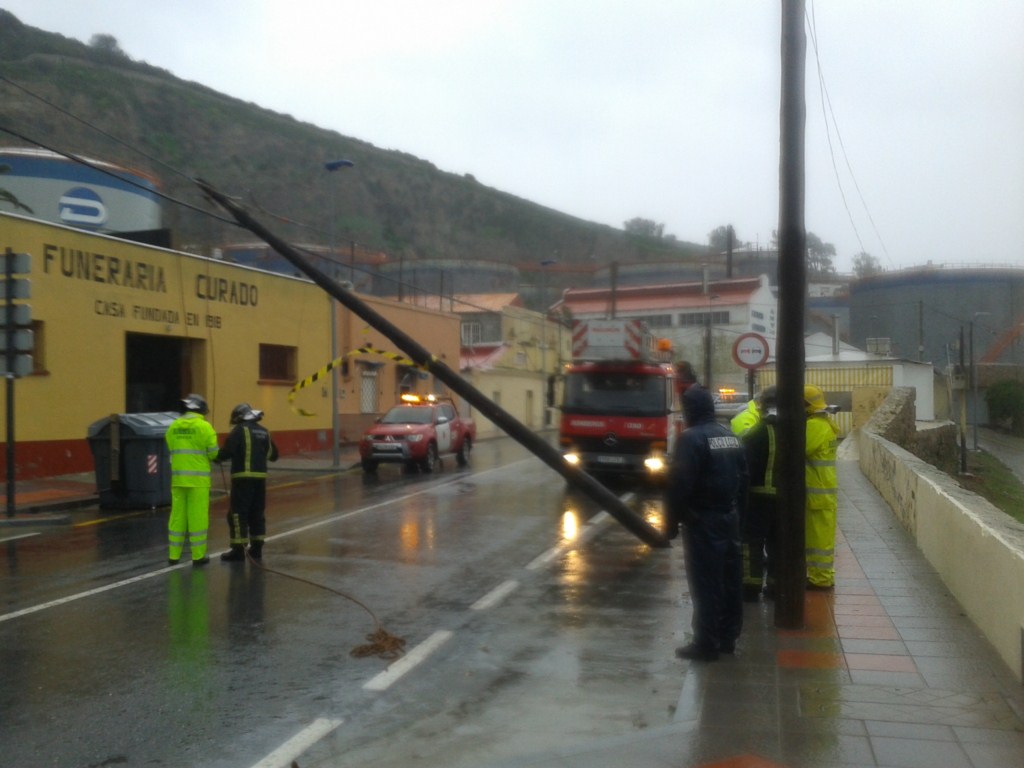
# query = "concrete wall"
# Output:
<box><xmin>857</xmin><ymin>387</ymin><xmax>1024</xmax><ymax>681</ymax></box>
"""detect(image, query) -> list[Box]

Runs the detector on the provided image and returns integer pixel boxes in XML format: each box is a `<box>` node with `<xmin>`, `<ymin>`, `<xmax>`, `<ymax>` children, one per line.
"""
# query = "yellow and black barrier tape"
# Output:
<box><xmin>288</xmin><ymin>345</ymin><xmax>425</xmax><ymax>416</ymax></box>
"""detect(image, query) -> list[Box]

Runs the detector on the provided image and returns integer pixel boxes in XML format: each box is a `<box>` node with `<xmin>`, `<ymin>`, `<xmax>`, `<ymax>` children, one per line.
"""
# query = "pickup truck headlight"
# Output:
<box><xmin>406</xmin><ymin>434</ymin><xmax>425</xmax><ymax>442</ymax></box>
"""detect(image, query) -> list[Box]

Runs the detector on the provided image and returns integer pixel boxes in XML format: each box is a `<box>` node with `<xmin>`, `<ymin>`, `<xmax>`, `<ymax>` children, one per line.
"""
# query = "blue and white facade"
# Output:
<box><xmin>0</xmin><ymin>148</ymin><xmax>161</xmax><ymax>233</ymax></box>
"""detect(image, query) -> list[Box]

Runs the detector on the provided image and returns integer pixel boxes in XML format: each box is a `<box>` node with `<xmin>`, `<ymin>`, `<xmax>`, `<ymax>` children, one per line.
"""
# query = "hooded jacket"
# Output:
<box><xmin>664</xmin><ymin>386</ymin><xmax>749</xmax><ymax>534</ymax></box>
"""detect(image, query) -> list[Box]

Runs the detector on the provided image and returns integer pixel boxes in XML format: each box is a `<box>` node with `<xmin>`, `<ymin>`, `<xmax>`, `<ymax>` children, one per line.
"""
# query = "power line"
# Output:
<box><xmin>806</xmin><ymin>3</ymin><xmax>894</xmax><ymax>269</ymax></box>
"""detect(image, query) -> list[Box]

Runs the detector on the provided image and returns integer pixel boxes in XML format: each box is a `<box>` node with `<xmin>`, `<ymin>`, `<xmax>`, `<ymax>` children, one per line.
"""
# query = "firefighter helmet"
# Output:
<box><xmin>230</xmin><ymin>402</ymin><xmax>253</xmax><ymax>424</ymax></box>
<box><xmin>182</xmin><ymin>393</ymin><xmax>209</xmax><ymax>415</ymax></box>
<box><xmin>804</xmin><ymin>385</ymin><xmax>828</xmax><ymax>415</ymax></box>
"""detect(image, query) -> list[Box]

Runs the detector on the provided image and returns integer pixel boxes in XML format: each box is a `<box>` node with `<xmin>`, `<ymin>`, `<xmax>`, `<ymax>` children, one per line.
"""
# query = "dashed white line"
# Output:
<box><xmin>248</xmin><ymin>717</ymin><xmax>344</xmax><ymax>768</ymax></box>
<box><xmin>0</xmin><ymin>532</ymin><xmax>40</xmax><ymax>544</ymax></box>
<box><xmin>471</xmin><ymin>579</ymin><xmax>520</xmax><ymax>611</ymax></box>
<box><xmin>0</xmin><ymin>566</ymin><xmax>180</xmax><ymax>624</ymax></box>
<box><xmin>363</xmin><ymin>630</ymin><xmax>453</xmax><ymax>691</ymax></box>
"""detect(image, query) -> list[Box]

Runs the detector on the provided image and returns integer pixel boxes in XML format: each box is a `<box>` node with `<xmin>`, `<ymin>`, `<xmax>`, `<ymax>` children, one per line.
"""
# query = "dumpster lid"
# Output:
<box><xmin>87</xmin><ymin>412</ymin><xmax>181</xmax><ymax>438</ymax></box>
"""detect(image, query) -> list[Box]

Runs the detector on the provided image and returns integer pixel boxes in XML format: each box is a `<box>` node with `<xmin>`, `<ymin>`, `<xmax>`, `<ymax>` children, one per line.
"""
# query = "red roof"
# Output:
<box><xmin>557</xmin><ymin>277</ymin><xmax>763</xmax><ymax>315</ymax></box>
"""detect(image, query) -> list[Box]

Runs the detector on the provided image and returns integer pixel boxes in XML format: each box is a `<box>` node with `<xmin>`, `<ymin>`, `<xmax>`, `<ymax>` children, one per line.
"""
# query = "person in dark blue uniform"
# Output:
<box><xmin>664</xmin><ymin>385</ymin><xmax>748</xmax><ymax>661</ymax></box>
<box><xmin>216</xmin><ymin>403</ymin><xmax>279</xmax><ymax>562</ymax></box>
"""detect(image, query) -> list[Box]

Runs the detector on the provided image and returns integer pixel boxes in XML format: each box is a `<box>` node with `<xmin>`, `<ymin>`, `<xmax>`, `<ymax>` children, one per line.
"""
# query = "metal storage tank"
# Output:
<box><xmin>0</xmin><ymin>147</ymin><xmax>161</xmax><ymax>233</ymax></box>
<box><xmin>849</xmin><ymin>265</ymin><xmax>1024</xmax><ymax>369</ymax></box>
<box><xmin>376</xmin><ymin>258</ymin><xmax>520</xmax><ymax>298</ymax></box>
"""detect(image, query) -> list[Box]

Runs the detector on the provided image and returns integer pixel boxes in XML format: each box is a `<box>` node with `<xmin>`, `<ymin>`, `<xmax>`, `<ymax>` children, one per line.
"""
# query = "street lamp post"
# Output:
<box><xmin>703</xmin><ymin>294</ymin><xmax>718</xmax><ymax>390</ymax></box>
<box><xmin>971</xmin><ymin>311</ymin><xmax>991</xmax><ymax>451</ymax></box>
<box><xmin>324</xmin><ymin>159</ymin><xmax>354</xmax><ymax>468</ymax></box>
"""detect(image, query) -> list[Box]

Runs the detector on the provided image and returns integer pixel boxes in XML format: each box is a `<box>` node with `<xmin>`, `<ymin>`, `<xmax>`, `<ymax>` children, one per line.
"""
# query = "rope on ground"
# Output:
<box><xmin>244</xmin><ymin>549</ymin><xmax>407</xmax><ymax>661</ymax></box>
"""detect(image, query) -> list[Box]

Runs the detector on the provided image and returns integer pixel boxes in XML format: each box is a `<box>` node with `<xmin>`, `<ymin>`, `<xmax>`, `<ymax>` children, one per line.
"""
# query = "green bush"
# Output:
<box><xmin>985</xmin><ymin>379</ymin><xmax>1024</xmax><ymax>436</ymax></box>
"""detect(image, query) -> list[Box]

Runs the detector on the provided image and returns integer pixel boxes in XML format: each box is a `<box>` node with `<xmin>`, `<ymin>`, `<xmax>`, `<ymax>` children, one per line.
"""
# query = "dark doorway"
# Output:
<box><xmin>126</xmin><ymin>333</ymin><xmax>185</xmax><ymax>412</ymax></box>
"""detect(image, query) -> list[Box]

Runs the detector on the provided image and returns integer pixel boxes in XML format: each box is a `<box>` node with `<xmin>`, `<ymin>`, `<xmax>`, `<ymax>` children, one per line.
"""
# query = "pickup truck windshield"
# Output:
<box><xmin>562</xmin><ymin>371</ymin><xmax>668</xmax><ymax>416</ymax></box>
<box><xmin>380</xmin><ymin>407</ymin><xmax>434</xmax><ymax>425</ymax></box>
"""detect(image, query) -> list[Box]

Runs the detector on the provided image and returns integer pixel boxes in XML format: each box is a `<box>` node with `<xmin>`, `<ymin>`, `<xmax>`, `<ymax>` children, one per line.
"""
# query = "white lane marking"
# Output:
<box><xmin>471</xmin><ymin>579</ymin><xmax>520</xmax><ymax>611</ymax></box>
<box><xmin>524</xmin><ymin>493</ymin><xmax>626</xmax><ymax>570</ymax></box>
<box><xmin>248</xmin><ymin>717</ymin><xmax>344</xmax><ymax>768</ymax></box>
<box><xmin>363</xmin><ymin>630</ymin><xmax>453</xmax><ymax>692</ymax></box>
<box><xmin>0</xmin><ymin>462</ymin><xmax>531</xmax><ymax>625</ymax></box>
<box><xmin>526</xmin><ymin>547</ymin><xmax>561</xmax><ymax>570</ymax></box>
<box><xmin>0</xmin><ymin>565</ymin><xmax>182</xmax><ymax>624</ymax></box>
<box><xmin>0</xmin><ymin>532</ymin><xmax>40</xmax><ymax>544</ymax></box>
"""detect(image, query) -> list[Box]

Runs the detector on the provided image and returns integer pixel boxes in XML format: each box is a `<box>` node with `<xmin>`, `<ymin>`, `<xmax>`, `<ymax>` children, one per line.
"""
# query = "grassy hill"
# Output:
<box><xmin>0</xmin><ymin>9</ymin><xmax>711</xmax><ymax>295</ymax></box>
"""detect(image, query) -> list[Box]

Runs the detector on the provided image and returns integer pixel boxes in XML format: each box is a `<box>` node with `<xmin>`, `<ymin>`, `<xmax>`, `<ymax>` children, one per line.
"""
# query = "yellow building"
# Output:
<box><xmin>0</xmin><ymin>214</ymin><xmax>460</xmax><ymax>478</ymax></box>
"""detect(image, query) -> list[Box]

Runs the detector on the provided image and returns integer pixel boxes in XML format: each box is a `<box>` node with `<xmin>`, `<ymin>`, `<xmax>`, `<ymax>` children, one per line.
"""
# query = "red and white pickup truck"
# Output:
<box><xmin>359</xmin><ymin>394</ymin><xmax>476</xmax><ymax>474</ymax></box>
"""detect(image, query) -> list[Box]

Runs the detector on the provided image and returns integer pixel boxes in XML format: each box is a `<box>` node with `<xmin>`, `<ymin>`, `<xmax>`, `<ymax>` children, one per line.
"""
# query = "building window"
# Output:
<box><xmin>461</xmin><ymin>321</ymin><xmax>482</xmax><ymax>345</ymax></box>
<box><xmin>640</xmin><ymin>314</ymin><xmax>673</xmax><ymax>328</ymax></box>
<box><xmin>259</xmin><ymin>343</ymin><xmax>296</xmax><ymax>382</ymax></box>
<box><xmin>679</xmin><ymin>311</ymin><xmax>730</xmax><ymax>327</ymax></box>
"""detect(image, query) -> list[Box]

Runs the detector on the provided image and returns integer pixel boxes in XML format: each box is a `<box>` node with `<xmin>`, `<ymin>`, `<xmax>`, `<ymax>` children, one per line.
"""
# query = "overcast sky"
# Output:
<box><xmin>3</xmin><ymin>1</ymin><xmax>1022</xmax><ymax>273</ymax></box>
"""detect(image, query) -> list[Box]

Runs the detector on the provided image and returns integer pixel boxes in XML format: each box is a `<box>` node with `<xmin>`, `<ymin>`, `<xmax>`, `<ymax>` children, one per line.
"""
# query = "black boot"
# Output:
<box><xmin>220</xmin><ymin>546</ymin><xmax>246</xmax><ymax>562</ymax></box>
<box><xmin>247</xmin><ymin>544</ymin><xmax>263</xmax><ymax>562</ymax></box>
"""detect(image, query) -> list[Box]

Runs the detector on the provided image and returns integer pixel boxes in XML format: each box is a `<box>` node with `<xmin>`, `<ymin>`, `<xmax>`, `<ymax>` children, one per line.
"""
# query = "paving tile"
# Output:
<box><xmin>832</xmin><ymin>603</ymin><xmax>890</xmax><ymax>617</ymax></box>
<box><xmin>836</xmin><ymin>624</ymin><xmax>901</xmax><ymax>641</ymax></box>
<box><xmin>777</xmin><ymin>650</ymin><xmax>845</xmax><ymax>670</ymax></box>
<box><xmin>840</xmin><ymin>638</ymin><xmax>910</xmax><ymax>655</ymax></box>
<box><xmin>843</xmin><ymin>653</ymin><xmax>918</xmax><ymax>673</ymax></box>
<box><xmin>869</xmin><ymin>735</ymin><xmax>972</xmax><ymax>767</ymax></box>
<box><xmin>903</xmin><ymin>640</ymin><xmax>978</xmax><ymax>658</ymax></box>
<box><xmin>847</xmin><ymin>670</ymin><xmax>926</xmax><ymax>687</ymax></box>
<box><xmin>835</xmin><ymin>613</ymin><xmax>899</xmax><ymax>628</ymax></box>
<box><xmin>864</xmin><ymin>719</ymin><xmax>957</xmax><ymax>740</ymax></box>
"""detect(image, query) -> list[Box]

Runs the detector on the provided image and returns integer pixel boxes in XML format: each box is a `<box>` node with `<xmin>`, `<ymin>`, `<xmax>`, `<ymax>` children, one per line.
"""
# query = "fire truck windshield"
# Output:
<box><xmin>562</xmin><ymin>371</ymin><xmax>668</xmax><ymax>416</ymax></box>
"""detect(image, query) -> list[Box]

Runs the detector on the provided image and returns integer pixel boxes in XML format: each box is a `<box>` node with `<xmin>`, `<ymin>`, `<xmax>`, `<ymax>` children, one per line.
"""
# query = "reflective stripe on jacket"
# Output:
<box><xmin>805</xmin><ymin>414</ymin><xmax>839</xmax><ymax>511</ymax></box>
<box><xmin>166</xmin><ymin>412</ymin><xmax>219</xmax><ymax>487</ymax></box>
<box><xmin>217</xmin><ymin>421</ymin><xmax>279</xmax><ymax>479</ymax></box>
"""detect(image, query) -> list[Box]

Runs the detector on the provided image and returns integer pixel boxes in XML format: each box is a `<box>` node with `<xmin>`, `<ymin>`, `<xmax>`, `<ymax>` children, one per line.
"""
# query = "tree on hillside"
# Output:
<box><xmin>770</xmin><ymin>229</ymin><xmax>837</xmax><ymax>276</ymax></box>
<box><xmin>623</xmin><ymin>217</ymin><xmax>664</xmax><ymax>239</ymax></box>
<box><xmin>89</xmin><ymin>33</ymin><xmax>128</xmax><ymax>60</ymax></box>
<box><xmin>806</xmin><ymin>232</ymin><xmax>837</xmax><ymax>276</ymax></box>
<box><xmin>708</xmin><ymin>225</ymin><xmax>737</xmax><ymax>252</ymax></box>
<box><xmin>852</xmin><ymin>251</ymin><xmax>882</xmax><ymax>278</ymax></box>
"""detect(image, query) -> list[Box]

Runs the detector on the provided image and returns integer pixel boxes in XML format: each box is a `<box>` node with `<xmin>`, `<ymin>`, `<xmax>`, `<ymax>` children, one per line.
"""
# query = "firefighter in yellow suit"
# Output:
<box><xmin>804</xmin><ymin>386</ymin><xmax>840</xmax><ymax>589</ymax></box>
<box><xmin>166</xmin><ymin>394</ymin><xmax>220</xmax><ymax>566</ymax></box>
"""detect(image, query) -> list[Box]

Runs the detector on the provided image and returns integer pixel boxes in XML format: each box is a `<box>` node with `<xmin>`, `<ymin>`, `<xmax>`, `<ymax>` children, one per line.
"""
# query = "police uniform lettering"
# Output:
<box><xmin>708</xmin><ymin>435</ymin><xmax>741</xmax><ymax>450</ymax></box>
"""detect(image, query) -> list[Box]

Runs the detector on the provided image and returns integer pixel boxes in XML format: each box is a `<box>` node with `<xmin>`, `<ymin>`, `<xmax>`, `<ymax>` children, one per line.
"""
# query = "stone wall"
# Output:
<box><xmin>858</xmin><ymin>389</ymin><xmax>1024</xmax><ymax>682</ymax></box>
<box><xmin>861</xmin><ymin>386</ymin><xmax>958</xmax><ymax>474</ymax></box>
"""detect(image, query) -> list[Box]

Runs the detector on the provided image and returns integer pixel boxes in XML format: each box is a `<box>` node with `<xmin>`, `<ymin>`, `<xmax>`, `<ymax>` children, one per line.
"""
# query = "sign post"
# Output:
<box><xmin>732</xmin><ymin>332</ymin><xmax>769</xmax><ymax>399</ymax></box>
<box><xmin>2</xmin><ymin>247</ymin><xmax>32</xmax><ymax>517</ymax></box>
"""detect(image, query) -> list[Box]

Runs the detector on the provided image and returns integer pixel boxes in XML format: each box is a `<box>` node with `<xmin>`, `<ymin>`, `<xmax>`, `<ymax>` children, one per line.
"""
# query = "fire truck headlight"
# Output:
<box><xmin>563</xmin><ymin>452</ymin><xmax>580</xmax><ymax>466</ymax></box>
<box><xmin>644</xmin><ymin>456</ymin><xmax>666</xmax><ymax>473</ymax></box>
<box><xmin>406</xmin><ymin>434</ymin><xmax>424</xmax><ymax>442</ymax></box>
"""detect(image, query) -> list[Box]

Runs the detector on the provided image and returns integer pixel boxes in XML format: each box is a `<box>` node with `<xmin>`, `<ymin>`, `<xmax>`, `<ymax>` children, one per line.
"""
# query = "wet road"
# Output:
<box><xmin>0</xmin><ymin>438</ymin><xmax>687</xmax><ymax>768</ymax></box>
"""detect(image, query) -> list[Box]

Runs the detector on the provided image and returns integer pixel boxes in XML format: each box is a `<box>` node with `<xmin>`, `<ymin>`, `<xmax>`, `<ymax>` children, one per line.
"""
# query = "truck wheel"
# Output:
<box><xmin>456</xmin><ymin>437</ymin><xmax>472</xmax><ymax>467</ymax></box>
<box><xmin>361</xmin><ymin>459</ymin><xmax>379</xmax><ymax>474</ymax></box>
<box><xmin>420</xmin><ymin>443</ymin><xmax>439</xmax><ymax>473</ymax></box>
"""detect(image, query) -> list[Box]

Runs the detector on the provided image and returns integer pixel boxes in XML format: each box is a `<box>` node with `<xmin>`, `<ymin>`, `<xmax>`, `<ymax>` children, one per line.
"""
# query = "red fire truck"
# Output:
<box><xmin>558</xmin><ymin>319</ymin><xmax>680</xmax><ymax>479</ymax></box>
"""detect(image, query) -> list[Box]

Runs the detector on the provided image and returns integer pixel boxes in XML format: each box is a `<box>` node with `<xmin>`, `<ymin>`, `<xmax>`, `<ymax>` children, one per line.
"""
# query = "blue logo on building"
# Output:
<box><xmin>59</xmin><ymin>187</ymin><xmax>108</xmax><ymax>229</ymax></box>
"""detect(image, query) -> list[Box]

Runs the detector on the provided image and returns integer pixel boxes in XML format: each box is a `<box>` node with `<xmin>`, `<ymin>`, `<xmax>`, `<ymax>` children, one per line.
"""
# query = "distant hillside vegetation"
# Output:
<box><xmin>0</xmin><ymin>10</ymin><xmax>711</xmax><ymax>290</ymax></box>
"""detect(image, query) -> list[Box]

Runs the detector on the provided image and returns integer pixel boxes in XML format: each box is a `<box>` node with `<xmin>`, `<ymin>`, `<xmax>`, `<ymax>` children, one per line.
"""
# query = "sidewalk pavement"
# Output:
<box><xmin>0</xmin><ymin>444</ymin><xmax>362</xmax><ymax>525</ymax></box>
<box><xmin>4</xmin><ymin>436</ymin><xmax>1024</xmax><ymax>766</ymax></box>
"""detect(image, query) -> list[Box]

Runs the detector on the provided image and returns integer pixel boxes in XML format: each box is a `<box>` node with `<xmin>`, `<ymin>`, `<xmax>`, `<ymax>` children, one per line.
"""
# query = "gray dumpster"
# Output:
<box><xmin>87</xmin><ymin>412</ymin><xmax>179</xmax><ymax>509</ymax></box>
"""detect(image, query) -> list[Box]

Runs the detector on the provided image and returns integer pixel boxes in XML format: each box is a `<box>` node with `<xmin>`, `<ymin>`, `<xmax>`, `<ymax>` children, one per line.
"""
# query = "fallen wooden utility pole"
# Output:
<box><xmin>195</xmin><ymin>178</ymin><xmax>670</xmax><ymax>549</ymax></box>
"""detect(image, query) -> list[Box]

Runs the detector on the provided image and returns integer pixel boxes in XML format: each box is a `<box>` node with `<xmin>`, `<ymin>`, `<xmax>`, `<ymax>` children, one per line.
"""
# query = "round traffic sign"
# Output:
<box><xmin>732</xmin><ymin>332</ymin><xmax>769</xmax><ymax>370</ymax></box>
